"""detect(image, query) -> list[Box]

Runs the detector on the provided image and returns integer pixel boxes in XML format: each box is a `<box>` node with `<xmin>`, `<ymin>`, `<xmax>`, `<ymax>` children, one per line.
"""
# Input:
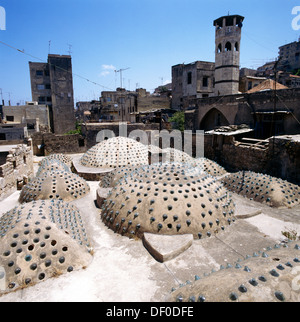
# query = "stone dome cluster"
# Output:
<box><xmin>0</xmin><ymin>200</ymin><xmax>92</xmax><ymax>295</ymax></box>
<box><xmin>101</xmin><ymin>162</ymin><xmax>235</xmax><ymax>240</ymax></box>
<box><xmin>222</xmin><ymin>171</ymin><xmax>300</xmax><ymax>208</ymax></box>
<box><xmin>19</xmin><ymin>155</ymin><xmax>90</xmax><ymax>203</ymax></box>
<box><xmin>80</xmin><ymin>137</ymin><xmax>149</xmax><ymax>168</ymax></box>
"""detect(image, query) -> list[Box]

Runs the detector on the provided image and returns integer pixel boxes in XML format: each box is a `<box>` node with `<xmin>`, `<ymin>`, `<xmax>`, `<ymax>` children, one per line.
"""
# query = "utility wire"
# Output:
<box><xmin>0</xmin><ymin>40</ymin><xmax>114</xmax><ymax>91</ymax></box>
<box><xmin>276</xmin><ymin>92</ymin><xmax>300</xmax><ymax>126</ymax></box>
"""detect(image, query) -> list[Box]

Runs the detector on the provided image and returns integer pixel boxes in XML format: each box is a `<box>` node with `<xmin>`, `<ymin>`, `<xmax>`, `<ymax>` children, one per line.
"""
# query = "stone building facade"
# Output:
<box><xmin>171</xmin><ymin>61</ymin><xmax>215</xmax><ymax>110</ymax></box>
<box><xmin>99</xmin><ymin>88</ymin><xmax>170</xmax><ymax>122</ymax></box>
<box><xmin>29</xmin><ymin>54</ymin><xmax>76</xmax><ymax>134</ymax></box>
<box><xmin>185</xmin><ymin>87</ymin><xmax>300</xmax><ymax>138</ymax></box>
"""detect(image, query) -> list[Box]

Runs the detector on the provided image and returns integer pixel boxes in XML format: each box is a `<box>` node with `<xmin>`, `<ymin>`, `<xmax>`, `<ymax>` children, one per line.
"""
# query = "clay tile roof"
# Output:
<box><xmin>247</xmin><ymin>79</ymin><xmax>288</xmax><ymax>93</ymax></box>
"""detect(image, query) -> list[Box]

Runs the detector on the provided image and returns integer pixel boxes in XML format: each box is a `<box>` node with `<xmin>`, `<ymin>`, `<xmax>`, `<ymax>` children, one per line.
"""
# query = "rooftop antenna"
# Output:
<box><xmin>114</xmin><ymin>67</ymin><xmax>130</xmax><ymax>88</ymax></box>
<box><xmin>67</xmin><ymin>44</ymin><xmax>72</xmax><ymax>56</ymax></box>
<box><xmin>48</xmin><ymin>40</ymin><xmax>51</xmax><ymax>54</ymax></box>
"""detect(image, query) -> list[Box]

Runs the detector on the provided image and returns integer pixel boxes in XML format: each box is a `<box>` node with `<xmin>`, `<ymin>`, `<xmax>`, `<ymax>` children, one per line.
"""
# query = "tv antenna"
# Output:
<box><xmin>67</xmin><ymin>44</ymin><xmax>72</xmax><ymax>55</ymax></box>
<box><xmin>114</xmin><ymin>67</ymin><xmax>130</xmax><ymax>88</ymax></box>
<box><xmin>48</xmin><ymin>40</ymin><xmax>51</xmax><ymax>54</ymax></box>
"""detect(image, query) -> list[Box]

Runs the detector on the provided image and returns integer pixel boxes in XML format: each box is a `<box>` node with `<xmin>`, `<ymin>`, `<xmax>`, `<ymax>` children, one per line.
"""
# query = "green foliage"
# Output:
<box><xmin>168</xmin><ymin>111</ymin><xmax>185</xmax><ymax>132</ymax></box>
<box><xmin>292</xmin><ymin>68</ymin><xmax>300</xmax><ymax>76</ymax></box>
<box><xmin>64</xmin><ymin>121</ymin><xmax>82</xmax><ymax>135</ymax></box>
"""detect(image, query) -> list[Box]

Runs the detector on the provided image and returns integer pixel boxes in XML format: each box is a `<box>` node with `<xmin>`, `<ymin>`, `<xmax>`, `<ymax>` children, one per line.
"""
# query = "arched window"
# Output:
<box><xmin>234</xmin><ymin>42</ymin><xmax>239</xmax><ymax>51</ymax></box>
<box><xmin>217</xmin><ymin>44</ymin><xmax>222</xmax><ymax>53</ymax></box>
<box><xmin>225</xmin><ymin>42</ymin><xmax>232</xmax><ymax>51</ymax></box>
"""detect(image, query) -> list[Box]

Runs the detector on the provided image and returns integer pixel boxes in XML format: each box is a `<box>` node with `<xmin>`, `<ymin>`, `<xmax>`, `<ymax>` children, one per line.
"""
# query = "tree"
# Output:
<box><xmin>169</xmin><ymin>111</ymin><xmax>185</xmax><ymax>132</ymax></box>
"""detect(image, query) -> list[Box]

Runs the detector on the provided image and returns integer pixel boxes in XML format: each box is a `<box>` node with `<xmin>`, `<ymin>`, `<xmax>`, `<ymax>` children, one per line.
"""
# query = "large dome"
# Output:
<box><xmin>80</xmin><ymin>137</ymin><xmax>149</xmax><ymax>168</ymax></box>
<box><xmin>101</xmin><ymin>162</ymin><xmax>235</xmax><ymax>239</ymax></box>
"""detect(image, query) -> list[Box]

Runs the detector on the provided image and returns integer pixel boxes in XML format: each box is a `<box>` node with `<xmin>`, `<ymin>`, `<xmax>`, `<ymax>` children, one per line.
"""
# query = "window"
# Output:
<box><xmin>27</xmin><ymin>123</ymin><xmax>35</xmax><ymax>130</ymax></box>
<box><xmin>46</xmin><ymin>96</ymin><xmax>52</xmax><ymax>102</ymax></box>
<box><xmin>203</xmin><ymin>77</ymin><xmax>208</xmax><ymax>87</ymax></box>
<box><xmin>37</xmin><ymin>84</ymin><xmax>45</xmax><ymax>90</ymax></box>
<box><xmin>225</xmin><ymin>42</ymin><xmax>232</xmax><ymax>51</ymax></box>
<box><xmin>78</xmin><ymin>138</ymin><xmax>85</xmax><ymax>147</ymax></box>
<box><xmin>0</xmin><ymin>133</ymin><xmax>6</xmax><ymax>140</ymax></box>
<box><xmin>187</xmin><ymin>72</ymin><xmax>192</xmax><ymax>84</ymax></box>
<box><xmin>38</xmin><ymin>96</ymin><xmax>45</xmax><ymax>103</ymax></box>
<box><xmin>217</xmin><ymin>44</ymin><xmax>222</xmax><ymax>53</ymax></box>
<box><xmin>36</xmin><ymin>70</ymin><xmax>43</xmax><ymax>76</ymax></box>
<box><xmin>6</xmin><ymin>115</ymin><xmax>14</xmax><ymax>122</ymax></box>
<box><xmin>45</xmin><ymin>84</ymin><xmax>51</xmax><ymax>89</ymax></box>
<box><xmin>234</xmin><ymin>42</ymin><xmax>239</xmax><ymax>51</ymax></box>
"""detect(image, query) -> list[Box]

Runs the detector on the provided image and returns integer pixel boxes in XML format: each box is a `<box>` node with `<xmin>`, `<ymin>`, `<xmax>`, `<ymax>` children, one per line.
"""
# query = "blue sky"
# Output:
<box><xmin>1</xmin><ymin>0</ymin><xmax>300</xmax><ymax>105</ymax></box>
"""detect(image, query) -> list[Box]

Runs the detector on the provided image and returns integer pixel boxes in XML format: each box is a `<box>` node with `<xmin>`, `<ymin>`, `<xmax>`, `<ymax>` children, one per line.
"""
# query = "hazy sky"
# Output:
<box><xmin>1</xmin><ymin>0</ymin><xmax>300</xmax><ymax>105</ymax></box>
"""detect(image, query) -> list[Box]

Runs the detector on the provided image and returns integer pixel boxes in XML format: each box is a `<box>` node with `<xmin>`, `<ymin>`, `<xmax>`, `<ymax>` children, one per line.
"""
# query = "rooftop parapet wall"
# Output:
<box><xmin>203</xmin><ymin>134</ymin><xmax>300</xmax><ymax>186</ymax></box>
<box><xmin>0</xmin><ymin>144</ymin><xmax>34</xmax><ymax>200</ymax></box>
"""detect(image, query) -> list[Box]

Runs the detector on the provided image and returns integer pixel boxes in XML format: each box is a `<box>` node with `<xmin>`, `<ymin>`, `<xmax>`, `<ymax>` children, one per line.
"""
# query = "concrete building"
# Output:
<box><xmin>171</xmin><ymin>61</ymin><xmax>215</xmax><ymax>110</ymax></box>
<box><xmin>278</xmin><ymin>39</ymin><xmax>300</xmax><ymax>72</ymax></box>
<box><xmin>2</xmin><ymin>102</ymin><xmax>50</xmax><ymax>133</ymax></box>
<box><xmin>100</xmin><ymin>88</ymin><xmax>136</xmax><ymax>122</ymax></box>
<box><xmin>99</xmin><ymin>88</ymin><xmax>170</xmax><ymax>122</ymax></box>
<box><xmin>29</xmin><ymin>54</ymin><xmax>76</xmax><ymax>134</ymax></box>
<box><xmin>239</xmin><ymin>75</ymin><xmax>267</xmax><ymax>93</ymax></box>
<box><xmin>0</xmin><ymin>123</ymin><xmax>28</xmax><ymax>141</ymax></box>
<box><xmin>214</xmin><ymin>14</ymin><xmax>244</xmax><ymax>96</ymax></box>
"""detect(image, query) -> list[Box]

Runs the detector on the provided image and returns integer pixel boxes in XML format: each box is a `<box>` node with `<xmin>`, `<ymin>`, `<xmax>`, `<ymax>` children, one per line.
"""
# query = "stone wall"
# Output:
<box><xmin>82</xmin><ymin>122</ymin><xmax>161</xmax><ymax>149</ymax></box>
<box><xmin>0</xmin><ymin>144</ymin><xmax>34</xmax><ymax>200</ymax></box>
<box><xmin>31</xmin><ymin>132</ymin><xmax>86</xmax><ymax>156</ymax></box>
<box><xmin>267</xmin><ymin>136</ymin><xmax>300</xmax><ymax>185</ymax></box>
<box><xmin>203</xmin><ymin>134</ymin><xmax>300</xmax><ymax>185</ymax></box>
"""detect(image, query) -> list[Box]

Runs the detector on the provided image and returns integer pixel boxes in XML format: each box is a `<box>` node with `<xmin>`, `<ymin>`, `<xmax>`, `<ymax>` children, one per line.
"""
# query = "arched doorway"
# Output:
<box><xmin>199</xmin><ymin>108</ymin><xmax>230</xmax><ymax>131</ymax></box>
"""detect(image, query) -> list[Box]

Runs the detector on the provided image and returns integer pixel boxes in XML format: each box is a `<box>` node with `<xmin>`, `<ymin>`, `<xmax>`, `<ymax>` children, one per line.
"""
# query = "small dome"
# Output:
<box><xmin>19</xmin><ymin>170</ymin><xmax>90</xmax><ymax>203</ymax></box>
<box><xmin>0</xmin><ymin>200</ymin><xmax>92</xmax><ymax>294</ymax></box>
<box><xmin>39</xmin><ymin>154</ymin><xmax>73</xmax><ymax>167</ymax></box>
<box><xmin>36</xmin><ymin>158</ymin><xmax>71</xmax><ymax>177</ymax></box>
<box><xmin>80</xmin><ymin>137</ymin><xmax>149</xmax><ymax>168</ymax></box>
<box><xmin>222</xmin><ymin>171</ymin><xmax>300</xmax><ymax>208</ymax></box>
<box><xmin>101</xmin><ymin>162</ymin><xmax>235</xmax><ymax>239</ymax></box>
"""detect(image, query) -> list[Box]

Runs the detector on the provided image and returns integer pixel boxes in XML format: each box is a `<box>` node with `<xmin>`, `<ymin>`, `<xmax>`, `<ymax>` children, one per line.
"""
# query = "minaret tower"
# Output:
<box><xmin>214</xmin><ymin>15</ymin><xmax>244</xmax><ymax>96</ymax></box>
